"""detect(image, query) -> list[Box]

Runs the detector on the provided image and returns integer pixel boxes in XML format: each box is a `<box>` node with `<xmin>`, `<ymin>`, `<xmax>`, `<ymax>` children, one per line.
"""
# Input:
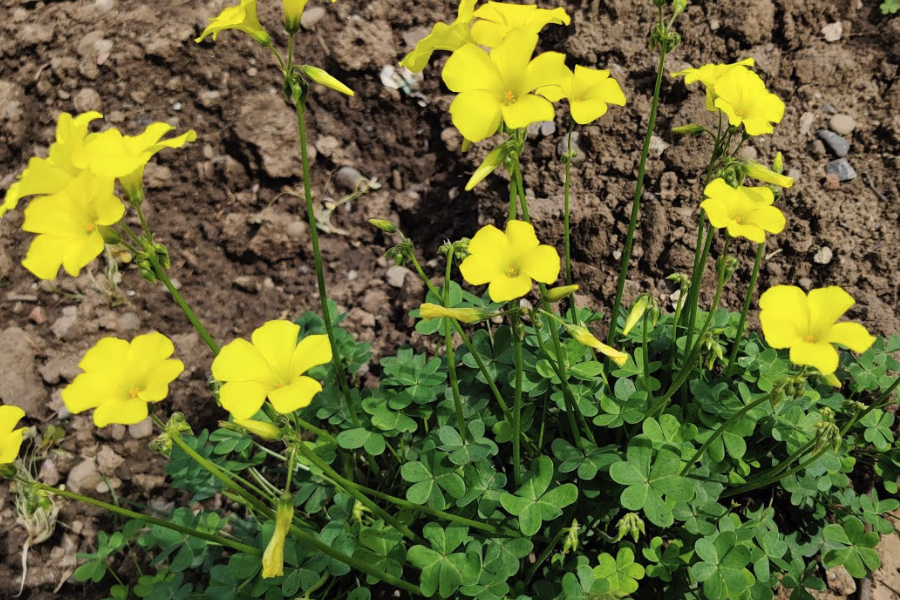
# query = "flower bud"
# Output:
<box><xmin>262</xmin><ymin>493</ymin><xmax>294</xmax><ymax>579</ymax></box>
<box><xmin>543</xmin><ymin>284</ymin><xmax>579</xmax><ymax>303</ymax></box>
<box><xmin>615</xmin><ymin>513</ymin><xmax>646</xmax><ymax>543</ymax></box>
<box><xmin>282</xmin><ymin>0</ymin><xmax>304</xmax><ymax>34</ymax></box>
<box><xmin>368</xmin><ymin>218</ymin><xmax>398</xmax><ymax>234</ymax></box>
<box><xmin>672</xmin><ymin>0</ymin><xmax>688</xmax><ymax>17</ymax></box>
<box><xmin>622</xmin><ymin>295</ymin><xmax>651</xmax><ymax>336</ymax></box>
<box><xmin>301</xmin><ymin>65</ymin><xmax>355</xmax><ymax>97</ymax></box>
<box><xmin>418</xmin><ymin>303</ymin><xmax>488</xmax><ymax>324</ymax></box>
<box><xmin>466</xmin><ymin>145</ymin><xmax>508</xmax><ymax>191</ymax></box>
<box><xmin>234</xmin><ymin>419</ymin><xmax>283</xmax><ymax>442</ymax></box>
<box><xmin>772</xmin><ymin>152</ymin><xmax>784</xmax><ymax>174</ymax></box>
<box><xmin>671</xmin><ymin>123</ymin><xmax>705</xmax><ymax>136</ymax></box>
<box><xmin>742</xmin><ymin>161</ymin><xmax>794</xmax><ymax>189</ymax></box>
<box><xmin>566</xmin><ymin>324</ymin><xmax>629</xmax><ymax>367</ymax></box>
<box><xmin>562</xmin><ymin>519</ymin><xmax>580</xmax><ymax>554</ymax></box>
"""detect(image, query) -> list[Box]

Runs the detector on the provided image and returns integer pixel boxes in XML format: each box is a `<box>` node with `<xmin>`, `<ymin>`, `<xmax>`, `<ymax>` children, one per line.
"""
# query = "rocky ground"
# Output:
<box><xmin>0</xmin><ymin>0</ymin><xmax>898</xmax><ymax>597</ymax></box>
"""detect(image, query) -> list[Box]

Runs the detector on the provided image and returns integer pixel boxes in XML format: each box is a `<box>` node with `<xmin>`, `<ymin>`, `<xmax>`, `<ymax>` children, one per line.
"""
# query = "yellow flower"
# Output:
<box><xmin>759</xmin><ymin>286</ymin><xmax>876</xmax><ymax>375</ymax></box>
<box><xmin>0</xmin><ymin>405</ymin><xmax>27</xmax><ymax>465</ymax></box>
<box><xmin>21</xmin><ymin>172</ymin><xmax>125</xmax><ymax>280</ymax></box>
<box><xmin>671</xmin><ymin>58</ymin><xmax>754</xmax><ymax>111</ymax></box>
<box><xmin>419</xmin><ymin>303</ymin><xmax>488</xmax><ymax>324</ymax></box>
<box><xmin>84</xmin><ymin>123</ymin><xmax>196</xmax><ymax>203</ymax></box>
<box><xmin>442</xmin><ymin>30</ymin><xmax>566</xmax><ymax>142</ymax></box>
<box><xmin>712</xmin><ymin>68</ymin><xmax>785</xmax><ymax>136</ymax></box>
<box><xmin>283</xmin><ymin>0</ymin><xmax>337</xmax><ymax>34</ymax></box>
<box><xmin>400</xmin><ymin>0</ymin><xmax>478</xmax><ymax>72</ymax></box>
<box><xmin>459</xmin><ymin>220</ymin><xmax>560</xmax><ymax>303</ymax></box>
<box><xmin>62</xmin><ymin>333</ymin><xmax>185</xmax><ymax>428</ymax></box>
<box><xmin>537</xmin><ymin>64</ymin><xmax>626</xmax><ymax>125</ymax></box>
<box><xmin>700</xmin><ymin>178</ymin><xmax>785</xmax><ymax>243</ymax></box>
<box><xmin>470</xmin><ymin>2</ymin><xmax>571</xmax><ymax>48</ymax></box>
<box><xmin>743</xmin><ymin>161</ymin><xmax>794</xmax><ymax>188</ymax></box>
<box><xmin>212</xmin><ymin>320</ymin><xmax>332</xmax><ymax>420</ymax></box>
<box><xmin>195</xmin><ymin>0</ymin><xmax>271</xmax><ymax>46</ymax></box>
<box><xmin>262</xmin><ymin>493</ymin><xmax>294</xmax><ymax>578</ymax></box>
<box><xmin>566</xmin><ymin>324</ymin><xmax>629</xmax><ymax>367</ymax></box>
<box><xmin>1</xmin><ymin>112</ymin><xmax>102</xmax><ymax>219</ymax></box>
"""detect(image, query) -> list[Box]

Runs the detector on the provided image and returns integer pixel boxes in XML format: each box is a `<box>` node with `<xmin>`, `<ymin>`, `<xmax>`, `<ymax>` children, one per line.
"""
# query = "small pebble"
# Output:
<box><xmin>736</xmin><ymin>146</ymin><xmax>758</xmax><ymax>161</ymax></box>
<box><xmin>813</xmin><ymin>246</ymin><xmax>833</xmax><ymax>265</ymax></box>
<box><xmin>824</xmin><ymin>158</ymin><xmax>857</xmax><ymax>182</ymax></box>
<box><xmin>829</xmin><ymin>114</ymin><xmax>856</xmax><ymax>135</ymax></box>
<box><xmin>649</xmin><ymin>135</ymin><xmax>669</xmax><ymax>158</ymax></box>
<box><xmin>818</xmin><ymin>130</ymin><xmax>850</xmax><ymax>157</ymax></box>
<box><xmin>821</xmin><ymin>22</ymin><xmax>843</xmax><ymax>42</ymax></box>
<box><xmin>799</xmin><ymin>112</ymin><xmax>815</xmax><ymax>136</ymax></box>
<box><xmin>557</xmin><ymin>132</ymin><xmax>586</xmax><ymax>163</ymax></box>
<box><xmin>798</xmin><ymin>277</ymin><xmax>813</xmax><ymax>290</ymax></box>
<box><xmin>301</xmin><ymin>6</ymin><xmax>326</xmax><ymax>29</ymax></box>
<box><xmin>286</xmin><ymin>221</ymin><xmax>307</xmax><ymax>239</ymax></box>
<box><xmin>811</xmin><ymin>139</ymin><xmax>826</xmax><ymax>156</ymax></box>
<box><xmin>335</xmin><ymin>166</ymin><xmax>365</xmax><ymax>191</ymax></box>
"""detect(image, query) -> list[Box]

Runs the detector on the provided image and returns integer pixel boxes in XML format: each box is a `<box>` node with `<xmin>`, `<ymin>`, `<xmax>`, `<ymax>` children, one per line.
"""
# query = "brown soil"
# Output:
<box><xmin>0</xmin><ymin>0</ymin><xmax>898</xmax><ymax>598</ymax></box>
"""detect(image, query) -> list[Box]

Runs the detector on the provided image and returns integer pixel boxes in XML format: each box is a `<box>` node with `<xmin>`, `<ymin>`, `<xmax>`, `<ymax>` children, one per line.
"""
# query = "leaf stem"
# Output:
<box><xmin>725</xmin><ymin>241</ymin><xmax>764</xmax><ymax>378</ymax></box>
<box><xmin>444</xmin><ymin>256</ymin><xmax>467</xmax><ymax>438</ymax></box>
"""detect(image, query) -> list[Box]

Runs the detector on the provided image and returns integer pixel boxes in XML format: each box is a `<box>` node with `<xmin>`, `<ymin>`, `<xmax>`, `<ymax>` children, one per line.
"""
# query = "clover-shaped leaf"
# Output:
<box><xmin>500</xmin><ymin>456</ymin><xmax>578</xmax><ymax>535</ymax></box>
<box><xmin>860</xmin><ymin>408</ymin><xmax>895</xmax><ymax>451</ymax></box>
<box><xmin>609</xmin><ymin>436</ymin><xmax>694</xmax><ymax>527</ymax></box>
<box><xmin>438</xmin><ymin>420</ymin><xmax>498</xmax><ymax>466</ymax></box>
<box><xmin>593</xmin><ymin>546</ymin><xmax>645</xmax><ymax>596</ymax></box>
<box><xmin>335</xmin><ymin>427</ymin><xmax>386</xmax><ymax>455</ymax></box>
<box><xmin>750</xmin><ymin>530</ymin><xmax>789</xmax><ymax>582</ymax></box>
<box><xmin>690</xmin><ymin>531</ymin><xmax>754</xmax><ymax>600</ymax></box>
<box><xmin>822</xmin><ymin>516</ymin><xmax>881</xmax><ymax>578</ymax></box>
<box><xmin>642</xmin><ymin>536</ymin><xmax>688</xmax><ymax>582</ymax></box>
<box><xmin>457</xmin><ymin>461</ymin><xmax>507</xmax><ymax>517</ymax></box>
<box><xmin>551</xmin><ymin>438</ymin><xmax>618</xmax><ymax>480</ymax></box>
<box><xmin>483</xmin><ymin>537</ymin><xmax>533</xmax><ymax>579</ymax></box>
<box><xmin>401</xmin><ymin>450</ymin><xmax>466</xmax><ymax>510</ymax></box>
<box><xmin>406</xmin><ymin>523</ymin><xmax>480</xmax><ymax>598</ymax></box>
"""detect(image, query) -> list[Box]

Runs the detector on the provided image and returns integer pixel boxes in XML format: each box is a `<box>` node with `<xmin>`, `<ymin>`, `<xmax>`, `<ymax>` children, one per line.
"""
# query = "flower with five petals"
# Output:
<box><xmin>712</xmin><ymin>68</ymin><xmax>785</xmax><ymax>136</ymax></box>
<box><xmin>460</xmin><ymin>220</ymin><xmax>560</xmax><ymax>303</ymax></box>
<box><xmin>537</xmin><ymin>64</ymin><xmax>626</xmax><ymax>125</ymax></box>
<box><xmin>671</xmin><ymin>58</ymin><xmax>754</xmax><ymax>111</ymax></box>
<box><xmin>442</xmin><ymin>30</ymin><xmax>566</xmax><ymax>142</ymax></box>
<box><xmin>62</xmin><ymin>333</ymin><xmax>185</xmax><ymax>427</ymax></box>
<box><xmin>700</xmin><ymin>178</ymin><xmax>785</xmax><ymax>243</ymax></box>
<box><xmin>211</xmin><ymin>320</ymin><xmax>332</xmax><ymax>420</ymax></box>
<box><xmin>759</xmin><ymin>286</ymin><xmax>876</xmax><ymax>375</ymax></box>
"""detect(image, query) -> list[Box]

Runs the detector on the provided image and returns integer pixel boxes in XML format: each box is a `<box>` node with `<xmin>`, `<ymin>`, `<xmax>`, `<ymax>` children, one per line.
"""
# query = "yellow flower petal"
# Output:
<box><xmin>127</xmin><ymin>332</ymin><xmax>177</xmax><ymax>375</ymax></box>
<box><xmin>92</xmin><ymin>399</ymin><xmax>149</xmax><ymax>428</ymax></box>
<box><xmin>449</xmin><ymin>90</ymin><xmax>503</xmax><ymax>142</ymax></box>
<box><xmin>741</xmin><ymin>185</ymin><xmax>775</xmax><ymax>205</ymax></box>
<box><xmin>825</xmin><ymin>322</ymin><xmax>876</xmax><ymax>353</ymax></box>
<box><xmin>442</xmin><ymin>44</ymin><xmax>503</xmax><ymax>94</ymax></box>
<box><xmin>501</xmin><ymin>93</ymin><xmax>554</xmax><ymax>130</ymax></box>
<box><xmin>743</xmin><ymin>205</ymin><xmax>786</xmax><ymax>236</ymax></box>
<box><xmin>400</xmin><ymin>0</ymin><xmax>477</xmax><ymax>72</ymax></box>
<box><xmin>140</xmin><ymin>360</ymin><xmax>185</xmax><ymax>402</ymax></box>
<box><xmin>807</xmin><ymin>286</ymin><xmax>855</xmax><ymax>340</ymax></box>
<box><xmin>251</xmin><ymin>321</ymin><xmax>302</xmax><ymax>383</ymax></box>
<box><xmin>726</xmin><ymin>221</ymin><xmax>766</xmax><ymax>243</ymax></box>
<box><xmin>268</xmin><ymin>376</ymin><xmax>323</xmax><ymax>414</ymax></box>
<box><xmin>0</xmin><ymin>405</ymin><xmax>26</xmax><ymax>434</ymax></box>
<box><xmin>219</xmin><ymin>380</ymin><xmax>270</xmax><ymax>420</ymax></box>
<box><xmin>521</xmin><ymin>50</ymin><xmax>567</xmax><ymax>94</ymax></box>
<box><xmin>519</xmin><ymin>244</ymin><xmax>560</xmax><ymax>284</ymax></box>
<box><xmin>212</xmin><ymin>338</ymin><xmax>281</xmax><ymax>388</ymax></box>
<box><xmin>789</xmin><ymin>340</ymin><xmax>839</xmax><ymax>375</ymax></box>
<box><xmin>758</xmin><ymin>285</ymin><xmax>809</xmax><ymax>348</ymax></box>
<box><xmin>80</xmin><ymin>337</ymin><xmax>130</xmax><ymax>376</ymax></box>
<box><xmin>505</xmin><ymin>220</ymin><xmax>540</xmax><ymax>253</ymax></box>
<box><xmin>467</xmin><ymin>224</ymin><xmax>510</xmax><ymax>260</ymax></box>
<box><xmin>471</xmin><ymin>2</ymin><xmax>569</xmax><ymax>47</ymax></box>
<box><xmin>22</xmin><ymin>235</ymin><xmax>70</xmax><ymax>280</ymax></box>
<box><xmin>62</xmin><ymin>373</ymin><xmax>126</xmax><ymax>414</ymax></box>
<box><xmin>0</xmin><ymin>428</ymin><xmax>25</xmax><ymax>465</ymax></box>
<box><xmin>290</xmin><ymin>334</ymin><xmax>332</xmax><ymax>377</ymax></box>
<box><xmin>488</xmin><ymin>273</ymin><xmax>533</xmax><ymax>303</ymax></box>
<box><xmin>571</xmin><ymin>98</ymin><xmax>610</xmax><ymax>125</ymax></box>
<box><xmin>195</xmin><ymin>0</ymin><xmax>271</xmax><ymax>46</ymax></box>
<box><xmin>490</xmin><ymin>30</ymin><xmax>537</xmax><ymax>95</ymax></box>
<box><xmin>460</xmin><ymin>252</ymin><xmax>504</xmax><ymax>286</ymax></box>
<box><xmin>712</xmin><ymin>68</ymin><xmax>784</xmax><ymax>137</ymax></box>
<box><xmin>61</xmin><ymin>233</ymin><xmax>105</xmax><ymax>277</ymax></box>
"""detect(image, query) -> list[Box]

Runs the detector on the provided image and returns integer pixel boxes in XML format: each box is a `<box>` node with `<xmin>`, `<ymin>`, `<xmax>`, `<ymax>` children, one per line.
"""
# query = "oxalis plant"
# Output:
<box><xmin>2</xmin><ymin>1</ymin><xmax>899</xmax><ymax>599</ymax></box>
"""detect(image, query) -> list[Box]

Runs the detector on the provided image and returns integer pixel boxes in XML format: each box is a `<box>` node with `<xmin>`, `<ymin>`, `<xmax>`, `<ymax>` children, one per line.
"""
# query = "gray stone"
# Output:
<box><xmin>649</xmin><ymin>135</ymin><xmax>669</xmax><ymax>158</ymax></box>
<box><xmin>813</xmin><ymin>246</ymin><xmax>833</xmax><ymax>265</ymax></box>
<box><xmin>557</xmin><ymin>132</ymin><xmax>586</xmax><ymax>163</ymax></box>
<box><xmin>818</xmin><ymin>130</ymin><xmax>850</xmax><ymax>157</ymax></box>
<box><xmin>116</xmin><ymin>312</ymin><xmax>142</xmax><ymax>332</ymax></box>
<box><xmin>335</xmin><ymin>166</ymin><xmax>365</xmax><ymax>191</ymax></box>
<box><xmin>301</xmin><ymin>6</ymin><xmax>326</xmax><ymax>29</ymax></box>
<box><xmin>811</xmin><ymin>139</ymin><xmax>826</xmax><ymax>156</ymax></box>
<box><xmin>829</xmin><ymin>114</ymin><xmax>856</xmax><ymax>136</ymax></box>
<box><xmin>128</xmin><ymin>418</ymin><xmax>154</xmax><ymax>439</ymax></box>
<box><xmin>386</xmin><ymin>265</ymin><xmax>412</xmax><ymax>288</ymax></box>
<box><xmin>315</xmin><ymin>135</ymin><xmax>340</xmax><ymax>157</ymax></box>
<box><xmin>73</xmin><ymin>88</ymin><xmax>102</xmax><ymax>113</ymax></box>
<box><xmin>826</xmin><ymin>565</ymin><xmax>856</xmax><ymax>595</ymax></box>
<box><xmin>799</xmin><ymin>112</ymin><xmax>815</xmax><ymax>136</ymax></box>
<box><xmin>0</xmin><ymin>327</ymin><xmax>47</xmax><ymax>415</ymax></box>
<box><xmin>824</xmin><ymin>158</ymin><xmax>857</xmax><ymax>182</ymax></box>
<box><xmin>736</xmin><ymin>145</ymin><xmax>758</xmax><ymax>161</ymax></box>
<box><xmin>67</xmin><ymin>458</ymin><xmax>101</xmax><ymax>494</ymax></box>
<box><xmin>821</xmin><ymin>22</ymin><xmax>843</xmax><ymax>42</ymax></box>
<box><xmin>286</xmin><ymin>221</ymin><xmax>307</xmax><ymax>239</ymax></box>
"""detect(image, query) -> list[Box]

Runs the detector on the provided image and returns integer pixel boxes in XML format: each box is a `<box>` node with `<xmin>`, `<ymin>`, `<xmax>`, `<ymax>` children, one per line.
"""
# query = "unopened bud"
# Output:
<box><xmin>672</xmin><ymin>123</ymin><xmax>704</xmax><ymax>136</ymax></box>
<box><xmin>234</xmin><ymin>419</ymin><xmax>283</xmax><ymax>442</ymax></box>
<box><xmin>622</xmin><ymin>295</ymin><xmax>651</xmax><ymax>336</ymax></box>
<box><xmin>466</xmin><ymin>145</ymin><xmax>508</xmax><ymax>191</ymax></box>
<box><xmin>418</xmin><ymin>303</ymin><xmax>488</xmax><ymax>324</ymax></box>
<box><xmin>301</xmin><ymin>65</ymin><xmax>355</xmax><ymax>97</ymax></box>
<box><xmin>772</xmin><ymin>152</ymin><xmax>784</xmax><ymax>175</ymax></box>
<box><xmin>615</xmin><ymin>513</ymin><xmax>646</xmax><ymax>543</ymax></box>
<box><xmin>368</xmin><ymin>218</ymin><xmax>398</xmax><ymax>234</ymax></box>
<box><xmin>673</xmin><ymin>0</ymin><xmax>688</xmax><ymax>17</ymax></box>
<box><xmin>566</xmin><ymin>324</ymin><xmax>629</xmax><ymax>367</ymax></box>
<box><xmin>262</xmin><ymin>493</ymin><xmax>294</xmax><ymax>579</ymax></box>
<box><xmin>562</xmin><ymin>519</ymin><xmax>580</xmax><ymax>554</ymax></box>
<box><xmin>543</xmin><ymin>284</ymin><xmax>579</xmax><ymax>303</ymax></box>
<box><xmin>98</xmin><ymin>225</ymin><xmax>121</xmax><ymax>245</ymax></box>
<box><xmin>743</xmin><ymin>161</ymin><xmax>794</xmax><ymax>189</ymax></box>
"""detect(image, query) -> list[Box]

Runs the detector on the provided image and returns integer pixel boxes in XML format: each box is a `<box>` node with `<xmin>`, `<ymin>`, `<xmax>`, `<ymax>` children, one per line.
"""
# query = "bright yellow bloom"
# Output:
<box><xmin>419</xmin><ymin>303</ymin><xmax>488</xmax><ymax>324</ymax></box>
<box><xmin>0</xmin><ymin>405</ymin><xmax>26</xmax><ymax>465</ymax></box>
<box><xmin>400</xmin><ymin>0</ymin><xmax>478</xmax><ymax>72</ymax></box>
<box><xmin>470</xmin><ymin>2</ymin><xmax>571</xmax><ymax>48</ymax></box>
<box><xmin>759</xmin><ymin>286</ymin><xmax>876</xmax><ymax>375</ymax></box>
<box><xmin>283</xmin><ymin>0</ymin><xmax>337</xmax><ymax>34</ymax></box>
<box><xmin>62</xmin><ymin>333</ymin><xmax>185</xmax><ymax>428</ymax></box>
<box><xmin>442</xmin><ymin>30</ymin><xmax>566</xmax><ymax>142</ymax></box>
<box><xmin>537</xmin><ymin>64</ymin><xmax>626</xmax><ymax>125</ymax></box>
<box><xmin>21</xmin><ymin>172</ymin><xmax>125</xmax><ymax>280</ymax></box>
<box><xmin>84</xmin><ymin>123</ymin><xmax>196</xmax><ymax>203</ymax></box>
<box><xmin>262</xmin><ymin>494</ymin><xmax>294</xmax><ymax>578</ymax></box>
<box><xmin>459</xmin><ymin>220</ymin><xmax>560</xmax><ymax>303</ymax></box>
<box><xmin>212</xmin><ymin>320</ymin><xmax>332</xmax><ymax>420</ymax></box>
<box><xmin>713</xmin><ymin>68</ymin><xmax>785</xmax><ymax>136</ymax></box>
<box><xmin>700</xmin><ymin>178</ymin><xmax>785</xmax><ymax>243</ymax></box>
<box><xmin>743</xmin><ymin>161</ymin><xmax>794</xmax><ymax>188</ymax></box>
<box><xmin>195</xmin><ymin>0</ymin><xmax>271</xmax><ymax>46</ymax></box>
<box><xmin>671</xmin><ymin>58</ymin><xmax>754</xmax><ymax>111</ymax></box>
<box><xmin>1</xmin><ymin>112</ymin><xmax>101</xmax><ymax>219</ymax></box>
<box><xmin>566</xmin><ymin>324</ymin><xmax>629</xmax><ymax>367</ymax></box>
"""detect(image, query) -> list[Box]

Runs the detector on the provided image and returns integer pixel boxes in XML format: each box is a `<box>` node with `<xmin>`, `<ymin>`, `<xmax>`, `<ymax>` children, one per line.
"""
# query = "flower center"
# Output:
<box><xmin>733</xmin><ymin>216</ymin><xmax>742</xmax><ymax>224</ymax></box>
<box><xmin>505</xmin><ymin>265</ymin><xmax>521</xmax><ymax>278</ymax></box>
<box><xmin>128</xmin><ymin>387</ymin><xmax>141</xmax><ymax>399</ymax></box>
<box><xmin>85</xmin><ymin>223</ymin><xmax>96</xmax><ymax>233</ymax></box>
<box><xmin>502</xmin><ymin>90</ymin><xmax>517</xmax><ymax>106</ymax></box>
<box><xmin>735</xmin><ymin>109</ymin><xmax>745</xmax><ymax>117</ymax></box>
<box><xmin>803</xmin><ymin>334</ymin><xmax>815</xmax><ymax>343</ymax></box>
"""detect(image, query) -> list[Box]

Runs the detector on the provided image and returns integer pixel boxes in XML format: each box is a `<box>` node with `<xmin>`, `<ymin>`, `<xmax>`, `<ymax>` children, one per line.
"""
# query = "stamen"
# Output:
<box><xmin>503</xmin><ymin>90</ymin><xmax>516</xmax><ymax>105</ymax></box>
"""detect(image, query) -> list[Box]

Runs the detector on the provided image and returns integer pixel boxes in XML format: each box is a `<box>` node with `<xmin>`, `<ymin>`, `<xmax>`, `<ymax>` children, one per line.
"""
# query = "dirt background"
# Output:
<box><xmin>0</xmin><ymin>0</ymin><xmax>898</xmax><ymax>598</ymax></box>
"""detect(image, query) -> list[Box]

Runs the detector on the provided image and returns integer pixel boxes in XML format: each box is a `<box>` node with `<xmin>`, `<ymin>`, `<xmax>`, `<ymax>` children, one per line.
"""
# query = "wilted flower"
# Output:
<box><xmin>62</xmin><ymin>333</ymin><xmax>185</xmax><ymax>427</ymax></box>
<box><xmin>195</xmin><ymin>0</ymin><xmax>271</xmax><ymax>46</ymax></box>
<box><xmin>459</xmin><ymin>220</ymin><xmax>560</xmax><ymax>303</ymax></box>
<box><xmin>0</xmin><ymin>405</ymin><xmax>26</xmax><ymax>466</ymax></box>
<box><xmin>742</xmin><ymin>161</ymin><xmax>794</xmax><ymax>188</ymax></box>
<box><xmin>21</xmin><ymin>172</ymin><xmax>125</xmax><ymax>280</ymax></box>
<box><xmin>537</xmin><ymin>64</ymin><xmax>626</xmax><ymax>124</ymax></box>
<box><xmin>700</xmin><ymin>178</ymin><xmax>786</xmax><ymax>243</ymax></box>
<box><xmin>441</xmin><ymin>30</ymin><xmax>566</xmax><ymax>142</ymax></box>
<box><xmin>211</xmin><ymin>320</ymin><xmax>332</xmax><ymax>420</ymax></box>
<box><xmin>759</xmin><ymin>285</ymin><xmax>876</xmax><ymax>375</ymax></box>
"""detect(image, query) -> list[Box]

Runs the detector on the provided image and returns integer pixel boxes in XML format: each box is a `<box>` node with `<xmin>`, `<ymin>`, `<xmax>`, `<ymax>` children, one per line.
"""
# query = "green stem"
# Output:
<box><xmin>641</xmin><ymin>309</ymin><xmax>653</xmax><ymax>401</ymax></box>
<box><xmin>532</xmin><ymin>317</ymin><xmax>583</xmax><ymax>451</ymax></box>
<box><xmin>508</xmin><ymin>164</ymin><xmax>519</xmax><ymax>222</ymax></box>
<box><xmin>512</xmin><ymin>311</ymin><xmax>524</xmax><ymax>488</ymax></box>
<box><xmin>543</xmin><ymin>309</ymin><xmax>595</xmax><ymax>445</ymax></box>
<box><xmin>606</xmin><ymin>41</ymin><xmax>670</xmax><ymax>348</ymax></box>
<box><xmin>682</xmin><ymin>225</ymin><xmax>715</xmax><ymax>367</ymax></box>
<box><xmin>30</xmin><ymin>482</ymin><xmax>260</xmax><ymax>556</ymax></box>
<box><xmin>563</xmin><ymin>118</ymin><xmax>576</xmax><ymax>288</ymax></box>
<box><xmin>294</xmin><ymin>100</ymin><xmax>359</xmax><ymax>427</ymax></box>
<box><xmin>444</xmin><ymin>256</ymin><xmax>467</xmax><ymax>438</ymax></box>
<box><xmin>148</xmin><ymin>255</ymin><xmax>220</xmax><ymax>355</ymax></box>
<box><xmin>524</xmin><ymin>511</ymin><xmax>572</xmax><ymax>584</ymax></box>
<box><xmin>294</xmin><ymin>442</ymin><xmax>426</xmax><ymax>545</ymax></box>
<box><xmin>666</xmin><ymin>280</ymin><xmax>688</xmax><ymax>374</ymax></box>
<box><xmin>725</xmin><ymin>241</ymin><xmax>765</xmax><ymax>378</ymax></box>
<box><xmin>681</xmin><ymin>391</ymin><xmax>773</xmax><ymax>476</ymax></box>
<box><xmin>722</xmin><ymin>439</ymin><xmax>818</xmax><ymax>498</ymax></box>
<box><xmin>293</xmin><ymin>415</ymin><xmax>337</xmax><ymax>443</ymax></box>
<box><xmin>513</xmin><ymin>159</ymin><xmax>529</xmax><ymax>222</ymax></box>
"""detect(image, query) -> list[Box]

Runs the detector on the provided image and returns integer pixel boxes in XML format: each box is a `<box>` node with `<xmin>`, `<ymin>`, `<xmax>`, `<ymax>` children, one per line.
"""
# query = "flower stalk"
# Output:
<box><xmin>725</xmin><ymin>241</ymin><xmax>765</xmax><ymax>377</ymax></box>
